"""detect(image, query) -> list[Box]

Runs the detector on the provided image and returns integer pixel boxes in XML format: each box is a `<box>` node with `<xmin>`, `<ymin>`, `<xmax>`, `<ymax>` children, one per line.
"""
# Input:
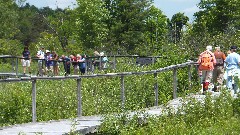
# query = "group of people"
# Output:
<box><xmin>37</xmin><ymin>47</ymin><xmax>88</xmax><ymax>76</ymax></box>
<box><xmin>22</xmin><ymin>46</ymin><xmax>87</xmax><ymax>76</ymax></box>
<box><xmin>197</xmin><ymin>45</ymin><xmax>240</xmax><ymax>95</ymax></box>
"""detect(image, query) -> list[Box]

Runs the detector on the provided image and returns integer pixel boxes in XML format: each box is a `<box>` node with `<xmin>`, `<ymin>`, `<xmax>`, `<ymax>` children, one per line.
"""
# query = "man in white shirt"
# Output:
<box><xmin>36</xmin><ymin>46</ymin><xmax>45</xmax><ymax>76</ymax></box>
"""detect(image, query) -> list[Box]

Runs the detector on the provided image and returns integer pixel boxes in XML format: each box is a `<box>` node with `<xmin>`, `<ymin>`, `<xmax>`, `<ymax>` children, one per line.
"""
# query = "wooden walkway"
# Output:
<box><xmin>0</xmin><ymin>92</ymin><xmax>222</xmax><ymax>135</ymax></box>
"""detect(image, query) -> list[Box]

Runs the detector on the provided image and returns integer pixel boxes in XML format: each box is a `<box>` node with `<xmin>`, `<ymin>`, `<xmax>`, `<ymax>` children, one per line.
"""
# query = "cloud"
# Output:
<box><xmin>47</xmin><ymin>0</ymin><xmax>77</xmax><ymax>9</ymax></box>
<box><xmin>182</xmin><ymin>6</ymin><xmax>200</xmax><ymax>14</ymax></box>
<box><xmin>167</xmin><ymin>0</ymin><xmax>198</xmax><ymax>2</ymax></box>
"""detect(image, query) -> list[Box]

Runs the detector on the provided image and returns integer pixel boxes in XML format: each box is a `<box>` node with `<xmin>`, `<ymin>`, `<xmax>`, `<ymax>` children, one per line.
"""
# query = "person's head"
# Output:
<box><xmin>24</xmin><ymin>46</ymin><xmax>28</xmax><ymax>51</ymax></box>
<box><xmin>227</xmin><ymin>50</ymin><xmax>231</xmax><ymax>55</ymax></box>
<box><xmin>215</xmin><ymin>46</ymin><xmax>220</xmax><ymax>51</ymax></box>
<box><xmin>41</xmin><ymin>46</ymin><xmax>45</xmax><ymax>50</ymax></box>
<box><xmin>76</xmin><ymin>54</ymin><xmax>81</xmax><ymax>58</ymax></box>
<box><xmin>230</xmin><ymin>46</ymin><xmax>237</xmax><ymax>52</ymax></box>
<box><xmin>46</xmin><ymin>50</ymin><xmax>50</xmax><ymax>55</ymax></box>
<box><xmin>69</xmin><ymin>55</ymin><xmax>74</xmax><ymax>58</ymax></box>
<box><xmin>61</xmin><ymin>55</ymin><xmax>65</xmax><ymax>58</ymax></box>
<box><xmin>206</xmin><ymin>45</ymin><xmax>212</xmax><ymax>51</ymax></box>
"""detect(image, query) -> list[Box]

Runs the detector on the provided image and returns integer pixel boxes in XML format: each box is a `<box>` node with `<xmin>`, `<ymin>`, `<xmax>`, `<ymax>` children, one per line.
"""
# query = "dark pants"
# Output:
<box><xmin>64</xmin><ymin>63</ymin><xmax>70</xmax><ymax>75</ymax></box>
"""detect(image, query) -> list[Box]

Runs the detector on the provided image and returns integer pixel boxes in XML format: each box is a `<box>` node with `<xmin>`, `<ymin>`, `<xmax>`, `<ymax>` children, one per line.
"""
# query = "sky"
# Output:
<box><xmin>24</xmin><ymin>0</ymin><xmax>200</xmax><ymax>22</ymax></box>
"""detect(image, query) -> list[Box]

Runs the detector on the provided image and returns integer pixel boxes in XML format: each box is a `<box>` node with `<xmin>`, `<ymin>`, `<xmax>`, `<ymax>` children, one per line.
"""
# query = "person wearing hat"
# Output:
<box><xmin>45</xmin><ymin>50</ymin><xmax>53</xmax><ymax>76</ymax></box>
<box><xmin>212</xmin><ymin>46</ymin><xmax>226</xmax><ymax>91</ymax></box>
<box><xmin>36</xmin><ymin>46</ymin><xmax>45</xmax><ymax>76</ymax></box>
<box><xmin>225</xmin><ymin>45</ymin><xmax>240</xmax><ymax>95</ymax></box>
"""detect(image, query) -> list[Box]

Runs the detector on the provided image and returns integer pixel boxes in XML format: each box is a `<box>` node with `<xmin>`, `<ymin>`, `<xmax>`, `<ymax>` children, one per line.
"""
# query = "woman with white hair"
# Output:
<box><xmin>197</xmin><ymin>45</ymin><xmax>217</xmax><ymax>94</ymax></box>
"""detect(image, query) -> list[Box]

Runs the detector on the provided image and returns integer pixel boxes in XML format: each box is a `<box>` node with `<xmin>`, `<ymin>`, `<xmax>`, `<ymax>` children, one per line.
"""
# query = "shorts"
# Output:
<box><xmin>22</xmin><ymin>59</ymin><xmax>30</xmax><ymax>67</ymax></box>
<box><xmin>46</xmin><ymin>66</ymin><xmax>53</xmax><ymax>71</ymax></box>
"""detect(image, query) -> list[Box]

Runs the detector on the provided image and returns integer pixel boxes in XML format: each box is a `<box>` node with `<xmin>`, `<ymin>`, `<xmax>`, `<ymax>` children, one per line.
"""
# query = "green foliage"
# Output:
<box><xmin>194</xmin><ymin>0</ymin><xmax>240</xmax><ymax>35</ymax></box>
<box><xmin>0</xmin><ymin>56</ymin><xmax>195</xmax><ymax>126</ymax></box>
<box><xmin>0</xmin><ymin>39</ymin><xmax>22</xmax><ymax>55</ymax></box>
<box><xmin>74</xmin><ymin>0</ymin><xmax>109</xmax><ymax>50</ymax></box>
<box><xmin>0</xmin><ymin>0</ymin><xmax>19</xmax><ymax>39</ymax></box>
<box><xmin>170</xmin><ymin>12</ymin><xmax>189</xmax><ymax>42</ymax></box>
<box><xmin>98</xmin><ymin>90</ymin><xmax>240</xmax><ymax>135</ymax></box>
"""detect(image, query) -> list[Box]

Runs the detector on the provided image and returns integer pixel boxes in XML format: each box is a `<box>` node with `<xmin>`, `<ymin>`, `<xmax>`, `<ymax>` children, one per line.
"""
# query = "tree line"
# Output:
<box><xmin>0</xmin><ymin>0</ymin><xmax>239</xmax><ymax>58</ymax></box>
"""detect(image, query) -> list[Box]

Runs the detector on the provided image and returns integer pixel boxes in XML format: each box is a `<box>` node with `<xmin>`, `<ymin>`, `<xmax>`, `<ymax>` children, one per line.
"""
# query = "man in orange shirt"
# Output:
<box><xmin>213</xmin><ymin>46</ymin><xmax>226</xmax><ymax>91</ymax></box>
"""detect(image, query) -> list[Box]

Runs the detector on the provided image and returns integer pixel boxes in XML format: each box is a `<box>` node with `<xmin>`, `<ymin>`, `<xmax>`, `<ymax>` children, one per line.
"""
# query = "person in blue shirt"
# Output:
<box><xmin>22</xmin><ymin>47</ymin><xmax>31</xmax><ymax>75</ymax></box>
<box><xmin>77</xmin><ymin>54</ymin><xmax>86</xmax><ymax>75</ymax></box>
<box><xmin>45</xmin><ymin>50</ymin><xmax>53</xmax><ymax>76</ymax></box>
<box><xmin>225</xmin><ymin>45</ymin><xmax>240</xmax><ymax>94</ymax></box>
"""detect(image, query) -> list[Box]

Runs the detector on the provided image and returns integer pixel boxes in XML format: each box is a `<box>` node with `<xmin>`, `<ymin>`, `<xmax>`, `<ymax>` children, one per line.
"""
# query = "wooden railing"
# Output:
<box><xmin>0</xmin><ymin>59</ymin><xmax>197</xmax><ymax>123</ymax></box>
<box><xmin>0</xmin><ymin>55</ymin><xmax>163</xmax><ymax>76</ymax></box>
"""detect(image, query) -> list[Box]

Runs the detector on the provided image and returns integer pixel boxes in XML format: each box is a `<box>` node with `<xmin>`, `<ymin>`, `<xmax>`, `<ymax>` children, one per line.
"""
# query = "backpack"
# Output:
<box><xmin>214</xmin><ymin>52</ymin><xmax>224</xmax><ymax>65</ymax></box>
<box><xmin>200</xmin><ymin>52</ymin><xmax>213</xmax><ymax>70</ymax></box>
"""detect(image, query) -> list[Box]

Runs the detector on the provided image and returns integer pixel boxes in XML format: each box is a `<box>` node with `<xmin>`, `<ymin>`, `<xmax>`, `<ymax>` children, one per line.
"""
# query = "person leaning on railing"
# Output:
<box><xmin>45</xmin><ymin>50</ymin><xmax>54</xmax><ymax>76</ymax></box>
<box><xmin>59</xmin><ymin>55</ymin><xmax>71</xmax><ymax>76</ymax></box>
<box><xmin>52</xmin><ymin>51</ymin><xmax>59</xmax><ymax>76</ymax></box>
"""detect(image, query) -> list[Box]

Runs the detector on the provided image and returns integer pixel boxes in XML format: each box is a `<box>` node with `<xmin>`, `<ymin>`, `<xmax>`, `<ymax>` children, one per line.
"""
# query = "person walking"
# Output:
<box><xmin>212</xmin><ymin>46</ymin><xmax>226</xmax><ymax>91</ymax></box>
<box><xmin>197</xmin><ymin>45</ymin><xmax>216</xmax><ymax>94</ymax></box>
<box><xmin>22</xmin><ymin>46</ymin><xmax>31</xmax><ymax>75</ymax></box>
<box><xmin>225</xmin><ymin>46</ymin><xmax>240</xmax><ymax>95</ymax></box>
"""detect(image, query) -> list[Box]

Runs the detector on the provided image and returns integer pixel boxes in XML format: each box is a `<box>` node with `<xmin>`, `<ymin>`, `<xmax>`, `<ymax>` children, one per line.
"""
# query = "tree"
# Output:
<box><xmin>74</xmin><ymin>0</ymin><xmax>109</xmax><ymax>50</ymax></box>
<box><xmin>144</xmin><ymin>6</ymin><xmax>168</xmax><ymax>54</ymax></box>
<box><xmin>193</xmin><ymin>0</ymin><xmax>240</xmax><ymax>35</ymax></box>
<box><xmin>170</xmin><ymin>12</ymin><xmax>189</xmax><ymax>43</ymax></box>
<box><xmin>0</xmin><ymin>0</ymin><xmax>19</xmax><ymax>39</ymax></box>
<box><xmin>104</xmin><ymin>0</ymin><xmax>153</xmax><ymax>54</ymax></box>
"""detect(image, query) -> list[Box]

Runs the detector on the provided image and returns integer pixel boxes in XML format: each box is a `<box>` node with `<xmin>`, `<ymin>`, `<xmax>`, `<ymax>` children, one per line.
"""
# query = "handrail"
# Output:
<box><xmin>0</xmin><ymin>60</ymin><xmax>197</xmax><ymax>123</ymax></box>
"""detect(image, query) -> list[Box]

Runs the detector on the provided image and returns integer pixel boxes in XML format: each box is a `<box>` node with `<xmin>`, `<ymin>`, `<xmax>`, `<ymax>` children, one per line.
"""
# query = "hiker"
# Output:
<box><xmin>197</xmin><ymin>45</ymin><xmax>216</xmax><ymax>94</ymax></box>
<box><xmin>45</xmin><ymin>50</ymin><xmax>53</xmax><ymax>76</ymax></box>
<box><xmin>36</xmin><ymin>46</ymin><xmax>45</xmax><ymax>76</ymax></box>
<box><xmin>77</xmin><ymin>54</ymin><xmax>86</xmax><ymax>75</ymax></box>
<box><xmin>70</xmin><ymin>54</ymin><xmax>78</xmax><ymax>75</ymax></box>
<box><xmin>21</xmin><ymin>46</ymin><xmax>31</xmax><ymax>75</ymax></box>
<box><xmin>224</xmin><ymin>46</ymin><xmax>240</xmax><ymax>95</ymax></box>
<box><xmin>212</xmin><ymin>46</ymin><xmax>226</xmax><ymax>91</ymax></box>
<box><xmin>52</xmin><ymin>51</ymin><xmax>59</xmax><ymax>76</ymax></box>
<box><xmin>59</xmin><ymin>55</ymin><xmax>71</xmax><ymax>76</ymax></box>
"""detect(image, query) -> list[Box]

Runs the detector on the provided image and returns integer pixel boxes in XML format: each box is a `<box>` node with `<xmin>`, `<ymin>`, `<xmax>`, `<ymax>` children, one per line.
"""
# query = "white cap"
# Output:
<box><xmin>100</xmin><ymin>52</ymin><xmax>104</xmax><ymax>56</ymax></box>
<box><xmin>46</xmin><ymin>50</ymin><xmax>50</xmax><ymax>53</ymax></box>
<box><xmin>206</xmin><ymin>46</ymin><xmax>212</xmax><ymax>51</ymax></box>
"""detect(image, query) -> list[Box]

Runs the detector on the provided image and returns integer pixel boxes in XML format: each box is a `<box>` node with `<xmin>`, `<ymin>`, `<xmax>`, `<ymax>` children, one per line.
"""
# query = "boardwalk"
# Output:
<box><xmin>0</xmin><ymin>92</ymin><xmax>222</xmax><ymax>135</ymax></box>
<box><xmin>0</xmin><ymin>60</ymin><xmax>231</xmax><ymax>134</ymax></box>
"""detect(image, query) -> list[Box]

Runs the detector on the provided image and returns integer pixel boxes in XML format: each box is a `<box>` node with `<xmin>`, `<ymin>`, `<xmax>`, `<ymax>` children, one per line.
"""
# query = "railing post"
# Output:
<box><xmin>120</xmin><ymin>75</ymin><xmax>125</xmax><ymax>108</ymax></box>
<box><xmin>16</xmin><ymin>57</ymin><xmax>18</xmax><ymax>77</ymax></box>
<box><xmin>154</xmin><ymin>72</ymin><xmax>158</xmax><ymax>106</ymax></box>
<box><xmin>32</xmin><ymin>79</ymin><xmax>37</xmax><ymax>122</ymax></box>
<box><xmin>188</xmin><ymin>65</ymin><xmax>192</xmax><ymax>90</ymax></box>
<box><xmin>77</xmin><ymin>78</ymin><xmax>82</xmax><ymax>117</ymax></box>
<box><xmin>173</xmin><ymin>68</ymin><xmax>177</xmax><ymax>99</ymax></box>
<box><xmin>113</xmin><ymin>55</ymin><xmax>116</xmax><ymax>69</ymax></box>
<box><xmin>99</xmin><ymin>56</ymin><xmax>102</xmax><ymax>70</ymax></box>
